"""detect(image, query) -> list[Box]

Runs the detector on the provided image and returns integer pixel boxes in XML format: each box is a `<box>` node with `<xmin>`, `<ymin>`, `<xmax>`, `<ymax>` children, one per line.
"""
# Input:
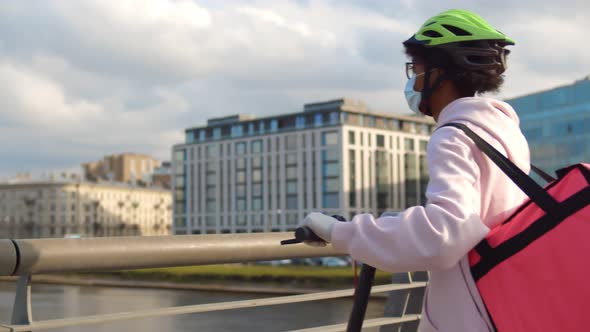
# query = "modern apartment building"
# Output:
<box><xmin>506</xmin><ymin>76</ymin><xmax>590</xmax><ymax>175</ymax></box>
<box><xmin>172</xmin><ymin>98</ymin><xmax>435</xmax><ymax>235</ymax></box>
<box><xmin>82</xmin><ymin>153</ymin><xmax>161</xmax><ymax>185</ymax></box>
<box><xmin>0</xmin><ymin>179</ymin><xmax>172</xmax><ymax>239</ymax></box>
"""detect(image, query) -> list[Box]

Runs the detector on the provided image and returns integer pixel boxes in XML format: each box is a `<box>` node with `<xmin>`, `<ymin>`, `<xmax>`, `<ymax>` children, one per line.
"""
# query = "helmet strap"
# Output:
<box><xmin>419</xmin><ymin>65</ymin><xmax>450</xmax><ymax>117</ymax></box>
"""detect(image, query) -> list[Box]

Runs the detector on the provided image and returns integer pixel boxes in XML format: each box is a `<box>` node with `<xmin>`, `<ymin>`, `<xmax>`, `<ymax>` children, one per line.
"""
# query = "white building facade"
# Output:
<box><xmin>172</xmin><ymin>99</ymin><xmax>434</xmax><ymax>235</ymax></box>
<box><xmin>0</xmin><ymin>181</ymin><xmax>172</xmax><ymax>238</ymax></box>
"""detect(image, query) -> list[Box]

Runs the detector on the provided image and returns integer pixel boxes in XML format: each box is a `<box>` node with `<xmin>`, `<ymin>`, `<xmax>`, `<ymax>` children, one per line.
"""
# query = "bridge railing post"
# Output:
<box><xmin>11</xmin><ymin>275</ymin><xmax>33</xmax><ymax>332</ymax></box>
<box><xmin>380</xmin><ymin>271</ymin><xmax>428</xmax><ymax>332</ymax></box>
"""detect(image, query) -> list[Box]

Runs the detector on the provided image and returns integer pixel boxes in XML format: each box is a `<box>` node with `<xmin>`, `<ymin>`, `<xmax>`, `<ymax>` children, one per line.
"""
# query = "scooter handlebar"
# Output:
<box><xmin>295</xmin><ymin>226</ymin><xmax>322</xmax><ymax>242</ymax></box>
<box><xmin>280</xmin><ymin>214</ymin><xmax>345</xmax><ymax>245</ymax></box>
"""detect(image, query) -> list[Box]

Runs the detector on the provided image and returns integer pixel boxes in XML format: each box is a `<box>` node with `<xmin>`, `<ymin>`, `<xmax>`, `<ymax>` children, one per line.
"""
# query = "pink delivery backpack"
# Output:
<box><xmin>443</xmin><ymin>123</ymin><xmax>590</xmax><ymax>332</ymax></box>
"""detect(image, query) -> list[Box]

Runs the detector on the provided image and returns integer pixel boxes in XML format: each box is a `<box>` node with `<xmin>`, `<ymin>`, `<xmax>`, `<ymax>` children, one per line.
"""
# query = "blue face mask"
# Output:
<box><xmin>404</xmin><ymin>76</ymin><xmax>421</xmax><ymax>114</ymax></box>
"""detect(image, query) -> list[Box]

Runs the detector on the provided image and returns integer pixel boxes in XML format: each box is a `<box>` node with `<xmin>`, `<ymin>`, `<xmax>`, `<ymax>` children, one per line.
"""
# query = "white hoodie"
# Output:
<box><xmin>331</xmin><ymin>97</ymin><xmax>530</xmax><ymax>331</ymax></box>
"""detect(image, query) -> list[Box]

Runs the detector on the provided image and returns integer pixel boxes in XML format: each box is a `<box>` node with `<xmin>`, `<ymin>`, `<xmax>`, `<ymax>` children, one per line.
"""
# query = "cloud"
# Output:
<box><xmin>0</xmin><ymin>0</ymin><xmax>588</xmax><ymax>176</ymax></box>
<box><xmin>0</xmin><ymin>55</ymin><xmax>185</xmax><ymax>175</ymax></box>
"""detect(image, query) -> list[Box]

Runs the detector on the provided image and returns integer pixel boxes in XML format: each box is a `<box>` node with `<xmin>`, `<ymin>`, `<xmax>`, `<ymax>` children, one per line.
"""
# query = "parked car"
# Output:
<box><xmin>270</xmin><ymin>259</ymin><xmax>292</xmax><ymax>266</ymax></box>
<box><xmin>290</xmin><ymin>258</ymin><xmax>322</xmax><ymax>266</ymax></box>
<box><xmin>321</xmin><ymin>257</ymin><xmax>350</xmax><ymax>267</ymax></box>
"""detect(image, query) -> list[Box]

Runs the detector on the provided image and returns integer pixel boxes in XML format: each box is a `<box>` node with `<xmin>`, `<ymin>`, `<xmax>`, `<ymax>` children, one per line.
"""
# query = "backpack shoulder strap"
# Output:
<box><xmin>439</xmin><ymin>123</ymin><xmax>559</xmax><ymax>214</ymax></box>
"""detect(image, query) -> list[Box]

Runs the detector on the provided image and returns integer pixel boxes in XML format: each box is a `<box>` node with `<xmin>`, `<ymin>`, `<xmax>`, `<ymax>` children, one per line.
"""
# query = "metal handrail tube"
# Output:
<box><xmin>288</xmin><ymin>315</ymin><xmax>422</xmax><ymax>332</ymax></box>
<box><xmin>0</xmin><ymin>233</ymin><xmax>345</xmax><ymax>276</ymax></box>
<box><xmin>0</xmin><ymin>283</ymin><xmax>426</xmax><ymax>332</ymax></box>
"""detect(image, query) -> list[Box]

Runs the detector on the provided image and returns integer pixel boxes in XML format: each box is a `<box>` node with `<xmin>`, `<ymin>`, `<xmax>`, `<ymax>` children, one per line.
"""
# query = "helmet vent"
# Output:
<box><xmin>423</xmin><ymin>30</ymin><xmax>443</xmax><ymax>38</ymax></box>
<box><xmin>442</xmin><ymin>24</ymin><xmax>471</xmax><ymax>36</ymax></box>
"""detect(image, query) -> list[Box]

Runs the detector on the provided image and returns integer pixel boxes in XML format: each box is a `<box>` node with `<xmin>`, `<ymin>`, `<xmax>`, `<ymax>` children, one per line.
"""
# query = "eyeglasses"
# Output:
<box><xmin>405</xmin><ymin>62</ymin><xmax>438</xmax><ymax>80</ymax></box>
<box><xmin>406</xmin><ymin>62</ymin><xmax>423</xmax><ymax>79</ymax></box>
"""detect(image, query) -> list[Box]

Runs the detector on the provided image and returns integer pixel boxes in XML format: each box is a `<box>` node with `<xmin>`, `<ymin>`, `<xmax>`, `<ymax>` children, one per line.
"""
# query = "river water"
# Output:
<box><xmin>0</xmin><ymin>281</ymin><xmax>387</xmax><ymax>331</ymax></box>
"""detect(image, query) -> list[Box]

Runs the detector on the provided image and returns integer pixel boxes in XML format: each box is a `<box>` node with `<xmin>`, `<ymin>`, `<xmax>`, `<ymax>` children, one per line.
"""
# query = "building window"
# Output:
<box><xmin>252</xmin><ymin>183</ymin><xmax>263</xmax><ymax>196</ymax></box>
<box><xmin>231</xmin><ymin>125</ymin><xmax>243</xmax><ymax>138</ymax></box>
<box><xmin>236</xmin><ymin>215</ymin><xmax>247</xmax><ymax>226</ymax></box>
<box><xmin>252</xmin><ymin>198</ymin><xmax>262</xmax><ymax>210</ymax></box>
<box><xmin>389</xmin><ymin>119</ymin><xmax>401</xmax><ymax>130</ymax></box>
<box><xmin>419</xmin><ymin>155</ymin><xmax>429</xmax><ymax>206</ymax></box>
<box><xmin>419</xmin><ymin>140</ymin><xmax>428</xmax><ymax>152</ymax></box>
<box><xmin>314</xmin><ymin>113</ymin><xmax>323</xmax><ymax>127</ymax></box>
<box><xmin>236</xmin><ymin>171</ymin><xmax>246</xmax><ymax>184</ymax></box>
<box><xmin>206</xmin><ymin>201</ymin><xmax>216</xmax><ymax>213</ymax></box>
<box><xmin>376</xmin><ymin>151</ymin><xmax>389</xmax><ymax>213</ymax></box>
<box><xmin>251</xmin><ymin>140</ymin><xmax>262</xmax><ymax>154</ymax></box>
<box><xmin>206</xmin><ymin>161</ymin><xmax>216</xmax><ymax>173</ymax></box>
<box><xmin>205</xmin><ymin>216</ymin><xmax>216</xmax><ymax>227</ymax></box>
<box><xmin>405</xmin><ymin>122</ymin><xmax>416</xmax><ymax>133</ymax></box>
<box><xmin>346</xmin><ymin>113</ymin><xmax>360</xmax><ymax>126</ymax></box>
<box><xmin>322</xmin><ymin>150</ymin><xmax>339</xmax><ymax>162</ymax></box>
<box><xmin>341</xmin><ymin>112</ymin><xmax>348</xmax><ymax>123</ymax></box>
<box><xmin>205</xmin><ymin>145</ymin><xmax>218</xmax><ymax>158</ymax></box>
<box><xmin>322</xmin><ymin>163</ymin><xmax>339</xmax><ymax>177</ymax></box>
<box><xmin>236</xmin><ymin>185</ymin><xmax>246</xmax><ymax>197</ymax></box>
<box><xmin>348</xmin><ymin>131</ymin><xmax>355</xmax><ymax>145</ymax></box>
<box><xmin>260</xmin><ymin>121</ymin><xmax>266</xmax><ymax>134</ymax></box>
<box><xmin>286</xmin><ymin>181</ymin><xmax>297</xmax><ymax>194</ymax></box>
<box><xmin>213</xmin><ymin>128</ymin><xmax>221</xmax><ymax>139</ymax></box>
<box><xmin>296</xmin><ymin>115</ymin><xmax>305</xmax><ymax>129</ymax></box>
<box><xmin>286</xmin><ymin>135</ymin><xmax>298</xmax><ymax>150</ymax></box>
<box><xmin>420</xmin><ymin>124</ymin><xmax>430</xmax><ymax>134</ymax></box>
<box><xmin>286</xmin><ymin>166</ymin><xmax>298</xmax><ymax>180</ymax></box>
<box><xmin>236</xmin><ymin>158</ymin><xmax>246</xmax><ymax>169</ymax></box>
<box><xmin>186</xmin><ymin>131</ymin><xmax>195</xmax><ymax>143</ymax></box>
<box><xmin>405</xmin><ymin>153</ymin><xmax>418</xmax><ymax>207</ymax></box>
<box><xmin>286</xmin><ymin>196</ymin><xmax>298</xmax><ymax>209</ymax></box>
<box><xmin>252</xmin><ymin>156</ymin><xmax>263</xmax><ymax>168</ymax></box>
<box><xmin>270</xmin><ymin>119</ymin><xmax>278</xmax><ymax>132</ymax></box>
<box><xmin>322</xmin><ymin>193</ymin><xmax>339</xmax><ymax>208</ymax></box>
<box><xmin>367</xmin><ymin>116</ymin><xmax>376</xmax><ymax>127</ymax></box>
<box><xmin>322</xmin><ymin>131</ymin><xmax>338</xmax><ymax>146</ymax></box>
<box><xmin>286</xmin><ymin>153</ymin><xmax>298</xmax><ymax>165</ymax></box>
<box><xmin>252</xmin><ymin>170</ymin><xmax>262</xmax><ymax>182</ymax></box>
<box><xmin>349</xmin><ymin>149</ymin><xmax>356</xmax><ymax>207</ymax></box>
<box><xmin>174</xmin><ymin>150</ymin><xmax>185</xmax><ymax>162</ymax></box>
<box><xmin>404</xmin><ymin>138</ymin><xmax>415</xmax><ymax>151</ymax></box>
<box><xmin>330</xmin><ymin>112</ymin><xmax>339</xmax><ymax>124</ymax></box>
<box><xmin>323</xmin><ymin>178</ymin><xmax>340</xmax><ymax>192</ymax></box>
<box><xmin>235</xmin><ymin>142</ymin><xmax>246</xmax><ymax>155</ymax></box>
<box><xmin>173</xmin><ymin>217</ymin><xmax>185</xmax><ymax>228</ymax></box>
<box><xmin>175</xmin><ymin>190</ymin><xmax>185</xmax><ymax>200</ymax></box>
<box><xmin>377</xmin><ymin>135</ymin><xmax>385</xmax><ymax>148</ymax></box>
<box><xmin>236</xmin><ymin>199</ymin><xmax>246</xmax><ymax>211</ymax></box>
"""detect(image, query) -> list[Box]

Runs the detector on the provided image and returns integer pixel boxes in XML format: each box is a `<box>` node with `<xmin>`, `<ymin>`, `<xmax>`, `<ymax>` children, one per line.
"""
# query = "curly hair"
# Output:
<box><xmin>404</xmin><ymin>43</ymin><xmax>506</xmax><ymax>97</ymax></box>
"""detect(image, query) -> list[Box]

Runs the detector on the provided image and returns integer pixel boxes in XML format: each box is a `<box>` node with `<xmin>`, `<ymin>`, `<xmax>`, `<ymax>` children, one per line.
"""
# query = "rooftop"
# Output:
<box><xmin>185</xmin><ymin>98</ymin><xmax>434</xmax><ymax>132</ymax></box>
<box><xmin>0</xmin><ymin>178</ymin><xmax>171</xmax><ymax>193</ymax></box>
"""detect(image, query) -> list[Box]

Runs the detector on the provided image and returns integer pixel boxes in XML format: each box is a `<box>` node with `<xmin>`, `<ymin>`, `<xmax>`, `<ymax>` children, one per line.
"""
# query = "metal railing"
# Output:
<box><xmin>0</xmin><ymin>233</ymin><xmax>427</xmax><ymax>332</ymax></box>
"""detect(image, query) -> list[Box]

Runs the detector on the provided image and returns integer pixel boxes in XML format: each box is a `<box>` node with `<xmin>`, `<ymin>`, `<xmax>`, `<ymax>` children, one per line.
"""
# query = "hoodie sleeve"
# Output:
<box><xmin>331</xmin><ymin>126</ymin><xmax>490</xmax><ymax>272</ymax></box>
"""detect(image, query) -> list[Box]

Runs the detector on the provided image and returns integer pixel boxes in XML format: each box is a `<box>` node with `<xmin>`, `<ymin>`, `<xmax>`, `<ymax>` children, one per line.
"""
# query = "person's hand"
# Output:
<box><xmin>298</xmin><ymin>213</ymin><xmax>339</xmax><ymax>247</ymax></box>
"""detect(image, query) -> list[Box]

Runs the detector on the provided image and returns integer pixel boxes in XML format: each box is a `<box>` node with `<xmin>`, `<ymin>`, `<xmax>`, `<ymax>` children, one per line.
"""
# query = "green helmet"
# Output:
<box><xmin>404</xmin><ymin>9</ymin><xmax>514</xmax><ymax>73</ymax></box>
<box><xmin>407</xmin><ymin>9</ymin><xmax>514</xmax><ymax>46</ymax></box>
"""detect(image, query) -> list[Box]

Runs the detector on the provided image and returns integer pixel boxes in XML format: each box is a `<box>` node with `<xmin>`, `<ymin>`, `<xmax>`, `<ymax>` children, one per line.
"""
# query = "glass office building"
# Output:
<box><xmin>506</xmin><ymin>76</ymin><xmax>590</xmax><ymax>175</ymax></box>
<box><xmin>172</xmin><ymin>98</ymin><xmax>435</xmax><ymax>234</ymax></box>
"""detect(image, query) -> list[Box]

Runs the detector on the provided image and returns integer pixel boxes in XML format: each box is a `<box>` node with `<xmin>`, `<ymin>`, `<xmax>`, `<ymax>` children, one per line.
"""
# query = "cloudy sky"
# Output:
<box><xmin>0</xmin><ymin>0</ymin><xmax>588</xmax><ymax>176</ymax></box>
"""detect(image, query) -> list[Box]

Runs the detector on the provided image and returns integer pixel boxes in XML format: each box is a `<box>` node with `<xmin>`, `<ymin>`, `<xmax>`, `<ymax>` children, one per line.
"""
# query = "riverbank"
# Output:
<box><xmin>0</xmin><ymin>265</ymin><xmax>393</xmax><ymax>297</ymax></box>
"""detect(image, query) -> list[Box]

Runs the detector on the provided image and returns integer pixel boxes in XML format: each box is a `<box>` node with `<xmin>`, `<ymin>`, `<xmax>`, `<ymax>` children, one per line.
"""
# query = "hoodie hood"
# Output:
<box><xmin>435</xmin><ymin>97</ymin><xmax>530</xmax><ymax>172</ymax></box>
